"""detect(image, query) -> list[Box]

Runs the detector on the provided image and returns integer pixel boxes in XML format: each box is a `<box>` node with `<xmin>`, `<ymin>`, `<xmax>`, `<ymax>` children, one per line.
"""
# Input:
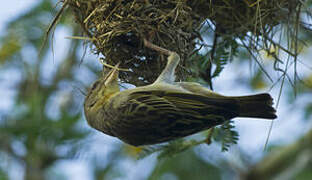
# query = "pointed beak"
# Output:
<box><xmin>104</xmin><ymin>62</ymin><xmax>120</xmax><ymax>86</ymax></box>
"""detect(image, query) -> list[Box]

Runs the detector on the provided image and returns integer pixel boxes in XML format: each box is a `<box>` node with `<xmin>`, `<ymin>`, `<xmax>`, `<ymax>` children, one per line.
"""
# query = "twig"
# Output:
<box><xmin>38</xmin><ymin>0</ymin><xmax>68</xmax><ymax>57</ymax></box>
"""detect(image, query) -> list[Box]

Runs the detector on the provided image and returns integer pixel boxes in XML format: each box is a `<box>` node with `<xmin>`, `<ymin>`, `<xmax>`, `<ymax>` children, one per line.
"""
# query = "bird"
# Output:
<box><xmin>84</xmin><ymin>40</ymin><xmax>277</xmax><ymax>146</ymax></box>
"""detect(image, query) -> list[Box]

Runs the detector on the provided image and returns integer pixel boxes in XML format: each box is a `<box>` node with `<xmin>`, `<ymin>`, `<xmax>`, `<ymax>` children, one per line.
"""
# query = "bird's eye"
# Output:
<box><xmin>91</xmin><ymin>81</ymin><xmax>100</xmax><ymax>91</ymax></box>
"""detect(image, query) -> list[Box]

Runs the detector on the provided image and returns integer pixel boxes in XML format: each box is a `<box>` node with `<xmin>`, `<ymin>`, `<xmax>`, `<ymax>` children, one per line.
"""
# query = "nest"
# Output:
<box><xmin>66</xmin><ymin>0</ymin><xmax>304</xmax><ymax>86</ymax></box>
<box><xmin>193</xmin><ymin>0</ymin><xmax>292</xmax><ymax>35</ymax></box>
<box><xmin>68</xmin><ymin>0</ymin><xmax>204</xmax><ymax>85</ymax></box>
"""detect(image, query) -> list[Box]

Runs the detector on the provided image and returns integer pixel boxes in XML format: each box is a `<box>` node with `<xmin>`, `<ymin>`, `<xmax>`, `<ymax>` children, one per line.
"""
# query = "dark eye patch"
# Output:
<box><xmin>89</xmin><ymin>101</ymin><xmax>96</xmax><ymax>107</ymax></box>
<box><xmin>91</xmin><ymin>81</ymin><xmax>100</xmax><ymax>91</ymax></box>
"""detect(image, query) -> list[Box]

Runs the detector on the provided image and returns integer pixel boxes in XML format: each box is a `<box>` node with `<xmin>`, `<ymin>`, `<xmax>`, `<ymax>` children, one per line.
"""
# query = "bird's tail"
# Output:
<box><xmin>233</xmin><ymin>93</ymin><xmax>277</xmax><ymax>119</ymax></box>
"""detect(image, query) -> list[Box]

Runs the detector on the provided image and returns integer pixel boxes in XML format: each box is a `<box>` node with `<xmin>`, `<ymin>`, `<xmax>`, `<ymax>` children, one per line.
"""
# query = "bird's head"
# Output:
<box><xmin>84</xmin><ymin>63</ymin><xmax>121</xmax><ymax>113</ymax></box>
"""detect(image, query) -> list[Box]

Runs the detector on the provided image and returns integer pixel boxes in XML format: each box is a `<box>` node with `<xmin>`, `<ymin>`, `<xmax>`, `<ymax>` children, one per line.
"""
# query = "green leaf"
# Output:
<box><xmin>139</xmin><ymin>139</ymin><xmax>203</xmax><ymax>159</ymax></box>
<box><xmin>213</xmin><ymin>120</ymin><xmax>239</xmax><ymax>152</ymax></box>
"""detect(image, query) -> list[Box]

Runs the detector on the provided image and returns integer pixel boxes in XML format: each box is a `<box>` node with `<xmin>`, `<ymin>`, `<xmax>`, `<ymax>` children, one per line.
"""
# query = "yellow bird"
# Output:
<box><xmin>84</xmin><ymin>41</ymin><xmax>277</xmax><ymax>146</ymax></box>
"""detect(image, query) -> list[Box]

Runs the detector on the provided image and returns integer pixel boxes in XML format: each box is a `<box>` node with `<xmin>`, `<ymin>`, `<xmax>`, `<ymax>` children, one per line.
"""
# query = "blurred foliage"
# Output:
<box><xmin>138</xmin><ymin>139</ymin><xmax>204</xmax><ymax>160</ymax></box>
<box><xmin>0</xmin><ymin>0</ymin><xmax>89</xmax><ymax>179</ymax></box>
<box><xmin>0</xmin><ymin>169</ymin><xmax>8</xmax><ymax>180</ymax></box>
<box><xmin>304</xmin><ymin>103</ymin><xmax>312</xmax><ymax>120</ymax></box>
<box><xmin>149</xmin><ymin>150</ymin><xmax>221</xmax><ymax>180</ymax></box>
<box><xmin>0</xmin><ymin>0</ymin><xmax>312</xmax><ymax>180</ymax></box>
<box><xmin>0</xmin><ymin>34</ymin><xmax>21</xmax><ymax>64</ymax></box>
<box><xmin>213</xmin><ymin>121</ymin><xmax>239</xmax><ymax>152</ymax></box>
<box><xmin>250</xmin><ymin>70</ymin><xmax>268</xmax><ymax>90</ymax></box>
<box><xmin>296</xmin><ymin>164</ymin><xmax>312</xmax><ymax>180</ymax></box>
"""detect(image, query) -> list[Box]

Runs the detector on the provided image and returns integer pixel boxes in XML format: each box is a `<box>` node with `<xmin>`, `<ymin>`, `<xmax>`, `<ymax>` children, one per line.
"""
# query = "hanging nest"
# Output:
<box><xmin>68</xmin><ymin>0</ymin><xmax>204</xmax><ymax>85</ymax></box>
<box><xmin>66</xmin><ymin>0</ymin><xmax>306</xmax><ymax>86</ymax></box>
<box><xmin>190</xmin><ymin>0</ymin><xmax>294</xmax><ymax>35</ymax></box>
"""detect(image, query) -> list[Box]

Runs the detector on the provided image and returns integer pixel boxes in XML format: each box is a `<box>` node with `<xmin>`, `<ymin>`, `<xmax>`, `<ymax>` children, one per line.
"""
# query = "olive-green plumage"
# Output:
<box><xmin>84</xmin><ymin>49</ymin><xmax>277</xmax><ymax>146</ymax></box>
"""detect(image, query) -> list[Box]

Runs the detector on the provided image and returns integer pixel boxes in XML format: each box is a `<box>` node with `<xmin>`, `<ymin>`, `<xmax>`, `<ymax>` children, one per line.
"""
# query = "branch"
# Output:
<box><xmin>243</xmin><ymin>128</ymin><xmax>312</xmax><ymax>179</ymax></box>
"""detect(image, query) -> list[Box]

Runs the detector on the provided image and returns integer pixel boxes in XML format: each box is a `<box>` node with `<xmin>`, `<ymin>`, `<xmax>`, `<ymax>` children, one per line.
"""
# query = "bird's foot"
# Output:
<box><xmin>143</xmin><ymin>38</ymin><xmax>173</xmax><ymax>56</ymax></box>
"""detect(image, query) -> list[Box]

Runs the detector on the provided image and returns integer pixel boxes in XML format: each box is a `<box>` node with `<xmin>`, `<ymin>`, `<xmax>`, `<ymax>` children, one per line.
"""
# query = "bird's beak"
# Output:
<box><xmin>104</xmin><ymin>62</ymin><xmax>120</xmax><ymax>86</ymax></box>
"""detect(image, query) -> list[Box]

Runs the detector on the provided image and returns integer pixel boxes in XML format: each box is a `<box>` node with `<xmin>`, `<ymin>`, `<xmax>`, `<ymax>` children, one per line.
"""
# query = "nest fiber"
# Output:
<box><xmin>68</xmin><ymin>0</ymin><xmax>302</xmax><ymax>85</ymax></box>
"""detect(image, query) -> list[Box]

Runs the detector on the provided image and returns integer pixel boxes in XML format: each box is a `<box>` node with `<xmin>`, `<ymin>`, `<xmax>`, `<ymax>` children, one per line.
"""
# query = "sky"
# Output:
<box><xmin>1</xmin><ymin>1</ymin><xmax>312</xmax><ymax>180</ymax></box>
<box><xmin>0</xmin><ymin>1</ymin><xmax>38</xmax><ymax>34</ymax></box>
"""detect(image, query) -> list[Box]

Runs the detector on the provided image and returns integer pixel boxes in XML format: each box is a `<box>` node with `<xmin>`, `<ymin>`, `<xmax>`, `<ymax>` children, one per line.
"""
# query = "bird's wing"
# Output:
<box><xmin>119</xmin><ymin>90</ymin><xmax>239</xmax><ymax>133</ymax></box>
<box><xmin>176</xmin><ymin>82</ymin><xmax>225</xmax><ymax>98</ymax></box>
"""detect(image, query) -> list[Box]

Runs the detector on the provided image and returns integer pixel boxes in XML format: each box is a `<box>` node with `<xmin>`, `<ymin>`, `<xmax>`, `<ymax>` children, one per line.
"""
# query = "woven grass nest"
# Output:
<box><xmin>67</xmin><ymin>0</ymin><xmax>302</xmax><ymax>86</ymax></box>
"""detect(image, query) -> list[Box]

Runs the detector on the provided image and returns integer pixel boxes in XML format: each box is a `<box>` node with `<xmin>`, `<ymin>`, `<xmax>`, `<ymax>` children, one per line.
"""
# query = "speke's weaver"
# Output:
<box><xmin>84</xmin><ymin>40</ymin><xmax>277</xmax><ymax>146</ymax></box>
